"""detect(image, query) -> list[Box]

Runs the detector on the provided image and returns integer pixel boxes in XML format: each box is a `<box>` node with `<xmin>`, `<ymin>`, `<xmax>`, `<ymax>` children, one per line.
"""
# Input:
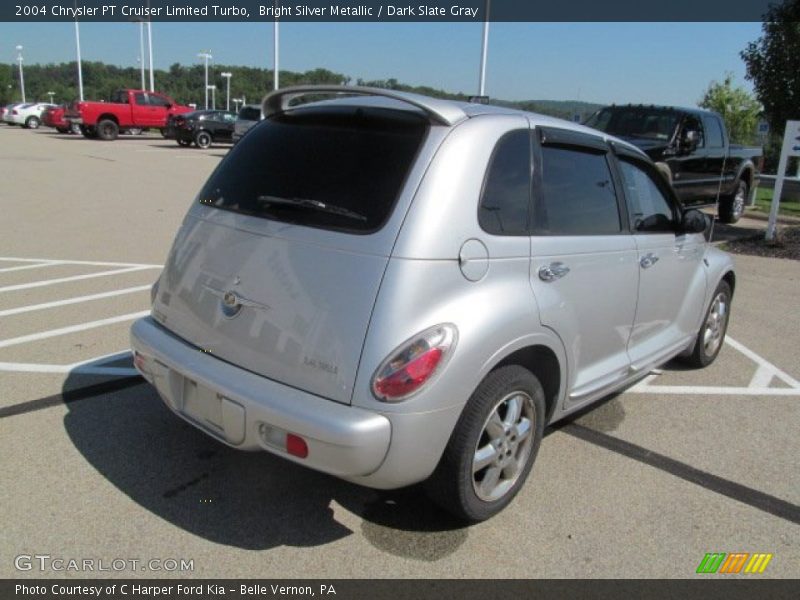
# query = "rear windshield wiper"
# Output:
<box><xmin>256</xmin><ymin>195</ymin><xmax>367</xmax><ymax>222</ymax></box>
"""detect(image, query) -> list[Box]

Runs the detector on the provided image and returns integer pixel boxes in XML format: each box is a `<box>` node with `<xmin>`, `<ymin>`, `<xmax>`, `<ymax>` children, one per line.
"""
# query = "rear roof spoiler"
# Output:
<box><xmin>262</xmin><ymin>85</ymin><xmax>467</xmax><ymax>126</ymax></box>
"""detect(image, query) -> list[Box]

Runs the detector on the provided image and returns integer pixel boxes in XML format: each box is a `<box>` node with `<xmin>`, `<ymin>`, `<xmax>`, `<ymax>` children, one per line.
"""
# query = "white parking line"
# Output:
<box><xmin>0</xmin><ymin>256</ymin><xmax>161</xmax><ymax>268</ymax></box>
<box><xmin>0</xmin><ymin>266</ymin><xmax>152</xmax><ymax>293</ymax></box>
<box><xmin>0</xmin><ymin>310</ymin><xmax>150</xmax><ymax>349</ymax></box>
<box><xmin>0</xmin><ymin>351</ymin><xmax>138</xmax><ymax>376</ymax></box>
<box><xmin>0</xmin><ymin>262</ymin><xmax>59</xmax><ymax>273</ymax></box>
<box><xmin>629</xmin><ymin>336</ymin><xmax>800</xmax><ymax>396</ymax></box>
<box><xmin>0</xmin><ymin>285</ymin><xmax>152</xmax><ymax>317</ymax></box>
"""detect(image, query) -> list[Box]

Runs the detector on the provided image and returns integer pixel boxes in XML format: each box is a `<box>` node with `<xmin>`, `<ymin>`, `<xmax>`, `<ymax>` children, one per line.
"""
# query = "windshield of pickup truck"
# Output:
<box><xmin>585</xmin><ymin>108</ymin><xmax>680</xmax><ymax>142</ymax></box>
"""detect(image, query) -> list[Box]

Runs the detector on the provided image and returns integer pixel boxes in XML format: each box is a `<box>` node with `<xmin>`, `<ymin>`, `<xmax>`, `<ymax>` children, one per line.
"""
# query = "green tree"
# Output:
<box><xmin>698</xmin><ymin>74</ymin><xmax>761</xmax><ymax>144</ymax></box>
<box><xmin>741</xmin><ymin>0</ymin><xmax>800</xmax><ymax>134</ymax></box>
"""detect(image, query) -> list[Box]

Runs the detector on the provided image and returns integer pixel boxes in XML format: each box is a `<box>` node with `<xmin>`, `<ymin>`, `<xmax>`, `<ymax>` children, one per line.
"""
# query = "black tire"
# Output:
<box><xmin>681</xmin><ymin>280</ymin><xmax>732</xmax><ymax>368</ymax></box>
<box><xmin>425</xmin><ymin>365</ymin><xmax>546</xmax><ymax>522</ymax></box>
<box><xmin>194</xmin><ymin>130</ymin><xmax>212</xmax><ymax>149</ymax></box>
<box><xmin>79</xmin><ymin>125</ymin><xmax>97</xmax><ymax>139</ymax></box>
<box><xmin>718</xmin><ymin>180</ymin><xmax>747</xmax><ymax>224</ymax></box>
<box><xmin>96</xmin><ymin>119</ymin><xmax>119</xmax><ymax>141</ymax></box>
<box><xmin>25</xmin><ymin>116</ymin><xmax>41</xmax><ymax>129</ymax></box>
<box><xmin>177</xmin><ymin>138</ymin><xmax>191</xmax><ymax>147</ymax></box>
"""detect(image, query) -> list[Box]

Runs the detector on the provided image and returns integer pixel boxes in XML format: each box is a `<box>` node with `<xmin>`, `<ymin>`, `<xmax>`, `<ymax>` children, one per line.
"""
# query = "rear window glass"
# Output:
<box><xmin>238</xmin><ymin>106</ymin><xmax>262</xmax><ymax>121</ymax></box>
<box><xmin>199</xmin><ymin>107</ymin><xmax>428</xmax><ymax>233</ymax></box>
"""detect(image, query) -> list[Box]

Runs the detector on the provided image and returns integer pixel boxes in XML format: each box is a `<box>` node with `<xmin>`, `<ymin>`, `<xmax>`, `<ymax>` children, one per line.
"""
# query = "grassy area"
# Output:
<box><xmin>752</xmin><ymin>187</ymin><xmax>800</xmax><ymax>218</ymax></box>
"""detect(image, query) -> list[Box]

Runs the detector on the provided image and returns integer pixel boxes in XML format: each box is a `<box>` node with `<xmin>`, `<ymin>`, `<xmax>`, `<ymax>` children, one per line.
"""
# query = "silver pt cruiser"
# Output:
<box><xmin>131</xmin><ymin>86</ymin><xmax>734</xmax><ymax>521</ymax></box>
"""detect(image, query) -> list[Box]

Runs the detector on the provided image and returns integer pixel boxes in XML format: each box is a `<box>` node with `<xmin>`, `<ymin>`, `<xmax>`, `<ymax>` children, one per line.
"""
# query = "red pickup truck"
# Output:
<box><xmin>65</xmin><ymin>89</ymin><xmax>193</xmax><ymax>140</ymax></box>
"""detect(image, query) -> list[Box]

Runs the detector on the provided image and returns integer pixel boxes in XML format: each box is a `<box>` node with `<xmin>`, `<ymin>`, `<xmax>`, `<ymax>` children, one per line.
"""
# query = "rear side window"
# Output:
<box><xmin>536</xmin><ymin>146</ymin><xmax>621</xmax><ymax>235</ymax></box>
<box><xmin>479</xmin><ymin>130</ymin><xmax>531</xmax><ymax>235</ymax></box>
<box><xmin>199</xmin><ymin>107</ymin><xmax>428</xmax><ymax>233</ymax></box>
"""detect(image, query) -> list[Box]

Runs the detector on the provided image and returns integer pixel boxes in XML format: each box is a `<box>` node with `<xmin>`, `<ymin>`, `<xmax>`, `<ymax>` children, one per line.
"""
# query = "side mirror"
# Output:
<box><xmin>680</xmin><ymin>209</ymin><xmax>708</xmax><ymax>234</ymax></box>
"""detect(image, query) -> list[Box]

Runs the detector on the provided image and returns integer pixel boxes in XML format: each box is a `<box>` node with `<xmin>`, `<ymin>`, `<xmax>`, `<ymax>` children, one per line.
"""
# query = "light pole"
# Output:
<box><xmin>208</xmin><ymin>85</ymin><xmax>217</xmax><ymax>110</ymax></box>
<box><xmin>138</xmin><ymin>21</ymin><xmax>146</xmax><ymax>89</ymax></box>
<box><xmin>198</xmin><ymin>51</ymin><xmax>212</xmax><ymax>109</ymax></box>
<box><xmin>74</xmin><ymin>20</ymin><xmax>84</xmax><ymax>100</ymax></box>
<box><xmin>232</xmin><ymin>97</ymin><xmax>242</xmax><ymax>112</ymax></box>
<box><xmin>47</xmin><ymin>91</ymin><xmax>55</xmax><ymax>103</ymax></box>
<box><xmin>15</xmin><ymin>45</ymin><xmax>25</xmax><ymax>102</ymax></box>
<box><xmin>478</xmin><ymin>0</ymin><xmax>490</xmax><ymax>97</ymax></box>
<box><xmin>221</xmin><ymin>72</ymin><xmax>232</xmax><ymax>111</ymax></box>
<box><xmin>273</xmin><ymin>15</ymin><xmax>280</xmax><ymax>90</ymax></box>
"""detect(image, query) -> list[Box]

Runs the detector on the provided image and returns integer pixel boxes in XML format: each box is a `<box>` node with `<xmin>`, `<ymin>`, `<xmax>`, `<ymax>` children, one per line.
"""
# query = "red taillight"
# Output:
<box><xmin>286</xmin><ymin>434</ymin><xmax>308</xmax><ymax>458</ymax></box>
<box><xmin>374</xmin><ymin>347</ymin><xmax>443</xmax><ymax>399</ymax></box>
<box><xmin>372</xmin><ymin>324</ymin><xmax>457</xmax><ymax>402</ymax></box>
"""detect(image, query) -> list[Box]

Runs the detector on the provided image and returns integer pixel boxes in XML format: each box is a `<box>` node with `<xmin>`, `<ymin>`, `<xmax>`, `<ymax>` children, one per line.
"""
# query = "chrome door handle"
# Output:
<box><xmin>538</xmin><ymin>262</ymin><xmax>570</xmax><ymax>282</ymax></box>
<box><xmin>640</xmin><ymin>253</ymin><xmax>659</xmax><ymax>269</ymax></box>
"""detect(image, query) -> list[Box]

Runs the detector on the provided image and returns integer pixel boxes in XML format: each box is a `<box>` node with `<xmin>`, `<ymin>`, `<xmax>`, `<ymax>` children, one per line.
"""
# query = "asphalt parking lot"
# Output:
<box><xmin>0</xmin><ymin>126</ymin><xmax>798</xmax><ymax>579</ymax></box>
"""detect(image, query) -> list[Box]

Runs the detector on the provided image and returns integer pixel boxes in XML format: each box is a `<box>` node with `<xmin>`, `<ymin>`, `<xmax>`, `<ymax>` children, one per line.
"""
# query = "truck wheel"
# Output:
<box><xmin>79</xmin><ymin>125</ymin><xmax>97</xmax><ymax>139</ymax></box>
<box><xmin>25</xmin><ymin>116</ymin><xmax>41</xmax><ymax>129</ymax></box>
<box><xmin>425</xmin><ymin>365</ymin><xmax>545</xmax><ymax>522</ymax></box>
<box><xmin>194</xmin><ymin>130</ymin><xmax>212</xmax><ymax>149</ymax></box>
<box><xmin>681</xmin><ymin>280</ymin><xmax>732</xmax><ymax>368</ymax></box>
<box><xmin>96</xmin><ymin>119</ymin><xmax>119</xmax><ymax>141</ymax></box>
<box><xmin>718</xmin><ymin>180</ymin><xmax>747</xmax><ymax>224</ymax></box>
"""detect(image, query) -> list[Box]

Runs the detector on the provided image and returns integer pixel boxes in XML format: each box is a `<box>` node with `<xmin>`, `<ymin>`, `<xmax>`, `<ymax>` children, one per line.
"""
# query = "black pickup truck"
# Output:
<box><xmin>585</xmin><ymin>105</ymin><xmax>762</xmax><ymax>223</ymax></box>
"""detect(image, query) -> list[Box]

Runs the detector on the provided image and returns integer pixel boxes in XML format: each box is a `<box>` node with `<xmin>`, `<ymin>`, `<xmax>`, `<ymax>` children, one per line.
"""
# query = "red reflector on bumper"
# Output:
<box><xmin>286</xmin><ymin>433</ymin><xmax>308</xmax><ymax>458</ymax></box>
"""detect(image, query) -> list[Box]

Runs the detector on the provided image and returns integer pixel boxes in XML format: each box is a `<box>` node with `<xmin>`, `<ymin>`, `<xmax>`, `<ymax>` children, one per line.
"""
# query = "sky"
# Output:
<box><xmin>0</xmin><ymin>21</ymin><xmax>763</xmax><ymax>106</ymax></box>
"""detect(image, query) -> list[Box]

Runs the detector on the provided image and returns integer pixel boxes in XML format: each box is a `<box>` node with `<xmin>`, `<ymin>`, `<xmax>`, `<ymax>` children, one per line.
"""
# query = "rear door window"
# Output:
<box><xmin>618</xmin><ymin>159</ymin><xmax>677</xmax><ymax>233</ymax></box>
<box><xmin>535</xmin><ymin>145</ymin><xmax>621</xmax><ymax>235</ymax></box>
<box><xmin>702</xmin><ymin>115</ymin><xmax>724</xmax><ymax>148</ymax></box>
<box><xmin>199</xmin><ymin>107</ymin><xmax>428</xmax><ymax>234</ymax></box>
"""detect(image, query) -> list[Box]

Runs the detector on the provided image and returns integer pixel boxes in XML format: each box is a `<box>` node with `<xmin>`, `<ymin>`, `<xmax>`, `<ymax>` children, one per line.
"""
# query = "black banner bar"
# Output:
<box><xmin>3</xmin><ymin>579</ymin><xmax>799</xmax><ymax>600</ymax></box>
<box><xmin>2</xmin><ymin>0</ymin><xmax>779</xmax><ymax>22</ymax></box>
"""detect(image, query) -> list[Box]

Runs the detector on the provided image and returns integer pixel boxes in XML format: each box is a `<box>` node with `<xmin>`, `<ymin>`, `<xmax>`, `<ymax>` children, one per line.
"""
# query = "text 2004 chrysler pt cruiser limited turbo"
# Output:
<box><xmin>131</xmin><ymin>86</ymin><xmax>734</xmax><ymax>521</ymax></box>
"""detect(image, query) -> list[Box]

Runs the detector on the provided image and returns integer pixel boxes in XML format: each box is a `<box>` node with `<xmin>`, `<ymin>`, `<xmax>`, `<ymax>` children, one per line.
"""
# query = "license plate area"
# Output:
<box><xmin>181</xmin><ymin>378</ymin><xmax>224</xmax><ymax>431</ymax></box>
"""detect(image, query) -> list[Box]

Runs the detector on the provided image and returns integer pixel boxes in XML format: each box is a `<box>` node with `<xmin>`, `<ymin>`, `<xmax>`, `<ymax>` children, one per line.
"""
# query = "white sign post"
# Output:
<box><xmin>766</xmin><ymin>120</ymin><xmax>800</xmax><ymax>241</ymax></box>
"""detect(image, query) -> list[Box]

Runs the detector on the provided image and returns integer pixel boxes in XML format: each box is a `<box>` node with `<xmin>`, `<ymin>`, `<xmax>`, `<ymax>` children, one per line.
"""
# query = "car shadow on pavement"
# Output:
<box><xmin>708</xmin><ymin>219</ymin><xmax>765</xmax><ymax>243</ymax></box>
<box><xmin>60</xmin><ymin>371</ymin><xmax>469</xmax><ymax>558</ymax></box>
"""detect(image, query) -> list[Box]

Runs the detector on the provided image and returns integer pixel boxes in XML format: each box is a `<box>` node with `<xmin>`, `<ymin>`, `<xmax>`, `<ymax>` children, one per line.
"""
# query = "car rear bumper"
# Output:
<box><xmin>130</xmin><ymin>316</ymin><xmax>392</xmax><ymax>479</ymax></box>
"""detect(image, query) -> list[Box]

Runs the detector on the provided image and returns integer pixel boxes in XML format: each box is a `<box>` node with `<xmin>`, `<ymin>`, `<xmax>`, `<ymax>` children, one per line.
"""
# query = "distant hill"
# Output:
<box><xmin>495</xmin><ymin>99</ymin><xmax>603</xmax><ymax>121</ymax></box>
<box><xmin>0</xmin><ymin>61</ymin><xmax>603</xmax><ymax>121</ymax></box>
